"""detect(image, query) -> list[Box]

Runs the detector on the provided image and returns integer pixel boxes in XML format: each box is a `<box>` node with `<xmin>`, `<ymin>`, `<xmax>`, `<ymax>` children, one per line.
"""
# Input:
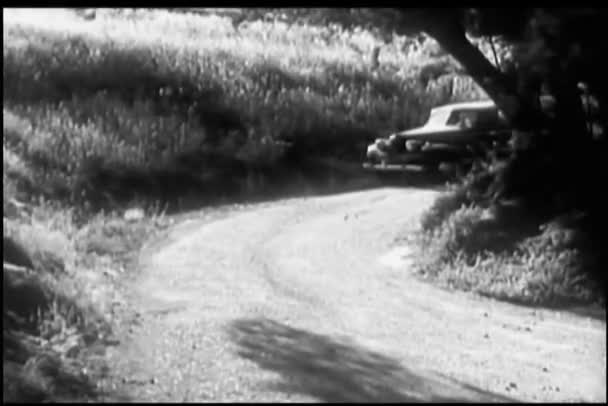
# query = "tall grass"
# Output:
<box><xmin>4</xmin><ymin>8</ymin><xmax>486</xmax><ymax>207</ymax></box>
<box><xmin>3</xmin><ymin>172</ymin><xmax>172</xmax><ymax>401</ymax></box>
<box><xmin>415</xmin><ymin>187</ymin><xmax>602</xmax><ymax>307</ymax></box>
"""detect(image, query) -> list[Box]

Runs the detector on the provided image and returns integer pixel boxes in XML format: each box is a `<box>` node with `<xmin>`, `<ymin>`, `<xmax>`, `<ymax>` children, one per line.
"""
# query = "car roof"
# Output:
<box><xmin>431</xmin><ymin>99</ymin><xmax>497</xmax><ymax>113</ymax></box>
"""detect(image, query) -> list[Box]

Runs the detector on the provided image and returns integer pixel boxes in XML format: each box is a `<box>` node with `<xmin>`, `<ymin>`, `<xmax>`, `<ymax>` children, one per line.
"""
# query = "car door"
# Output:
<box><xmin>465</xmin><ymin>108</ymin><xmax>512</xmax><ymax>157</ymax></box>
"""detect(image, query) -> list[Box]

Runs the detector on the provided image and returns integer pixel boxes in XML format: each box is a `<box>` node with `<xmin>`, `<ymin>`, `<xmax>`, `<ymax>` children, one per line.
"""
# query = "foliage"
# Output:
<box><xmin>416</xmin><ymin>203</ymin><xmax>602</xmax><ymax>307</ymax></box>
<box><xmin>420</xmin><ymin>185</ymin><xmax>472</xmax><ymax>233</ymax></box>
<box><xmin>3</xmin><ymin>8</ymin><xmax>485</xmax><ymax>207</ymax></box>
<box><xmin>3</xmin><ymin>171</ymin><xmax>171</xmax><ymax>402</ymax></box>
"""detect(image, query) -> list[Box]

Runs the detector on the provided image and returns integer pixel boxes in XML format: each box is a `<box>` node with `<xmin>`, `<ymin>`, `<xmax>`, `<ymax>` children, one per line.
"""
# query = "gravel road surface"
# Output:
<box><xmin>102</xmin><ymin>187</ymin><xmax>606</xmax><ymax>402</ymax></box>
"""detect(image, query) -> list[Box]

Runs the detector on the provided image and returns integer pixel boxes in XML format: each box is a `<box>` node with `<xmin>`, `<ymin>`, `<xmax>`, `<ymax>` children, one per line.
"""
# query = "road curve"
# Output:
<box><xmin>104</xmin><ymin>187</ymin><xmax>606</xmax><ymax>402</ymax></box>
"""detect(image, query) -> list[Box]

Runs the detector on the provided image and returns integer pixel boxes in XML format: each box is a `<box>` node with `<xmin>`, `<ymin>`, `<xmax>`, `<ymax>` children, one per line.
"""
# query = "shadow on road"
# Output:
<box><xmin>227</xmin><ymin>317</ymin><xmax>514</xmax><ymax>403</ymax></box>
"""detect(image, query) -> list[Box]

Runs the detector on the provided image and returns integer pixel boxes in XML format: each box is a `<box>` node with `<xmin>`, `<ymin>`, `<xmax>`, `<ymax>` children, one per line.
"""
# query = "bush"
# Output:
<box><xmin>419</xmin><ymin>205</ymin><xmax>486</xmax><ymax>263</ymax></box>
<box><xmin>3</xmin><ymin>215</ymin><xmax>109</xmax><ymax>402</ymax></box>
<box><xmin>414</xmin><ymin>118</ymin><xmax>604</xmax><ymax>306</ymax></box>
<box><xmin>2</xmin><ymin>182</ymin><xmax>171</xmax><ymax>402</ymax></box>
<box><xmin>420</xmin><ymin>185</ymin><xmax>473</xmax><ymax>233</ymax></box>
<box><xmin>415</xmin><ymin>200</ymin><xmax>602</xmax><ymax>307</ymax></box>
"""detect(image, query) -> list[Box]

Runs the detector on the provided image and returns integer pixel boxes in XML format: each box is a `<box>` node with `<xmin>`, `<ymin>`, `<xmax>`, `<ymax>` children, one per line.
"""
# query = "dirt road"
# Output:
<box><xmin>104</xmin><ymin>187</ymin><xmax>606</xmax><ymax>402</ymax></box>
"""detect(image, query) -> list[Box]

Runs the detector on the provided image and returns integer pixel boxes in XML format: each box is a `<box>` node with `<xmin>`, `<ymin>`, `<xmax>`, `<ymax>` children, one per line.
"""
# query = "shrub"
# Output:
<box><xmin>415</xmin><ymin>200</ymin><xmax>602</xmax><ymax>307</ymax></box>
<box><xmin>419</xmin><ymin>186</ymin><xmax>473</xmax><ymax>233</ymax></box>
<box><xmin>3</xmin><ymin>213</ymin><xmax>109</xmax><ymax>402</ymax></box>
<box><xmin>419</xmin><ymin>205</ymin><xmax>486</xmax><ymax>263</ymax></box>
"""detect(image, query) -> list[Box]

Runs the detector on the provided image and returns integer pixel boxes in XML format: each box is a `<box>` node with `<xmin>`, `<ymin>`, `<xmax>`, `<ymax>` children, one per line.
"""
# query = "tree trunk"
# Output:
<box><xmin>422</xmin><ymin>18</ymin><xmax>542</xmax><ymax>130</ymax></box>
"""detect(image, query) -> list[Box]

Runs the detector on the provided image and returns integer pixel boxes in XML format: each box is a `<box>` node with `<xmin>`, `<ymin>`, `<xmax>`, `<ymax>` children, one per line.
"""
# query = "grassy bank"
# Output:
<box><xmin>3</xmin><ymin>185</ymin><xmax>172</xmax><ymax>401</ymax></box>
<box><xmin>3</xmin><ymin>8</ymin><xmax>487</xmax><ymax>208</ymax></box>
<box><xmin>412</xmin><ymin>178</ymin><xmax>603</xmax><ymax>310</ymax></box>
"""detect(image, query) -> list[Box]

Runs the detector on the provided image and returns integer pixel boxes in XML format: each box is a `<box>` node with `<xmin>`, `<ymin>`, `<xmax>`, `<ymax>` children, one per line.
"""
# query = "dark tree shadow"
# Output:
<box><xmin>227</xmin><ymin>317</ymin><xmax>514</xmax><ymax>403</ymax></box>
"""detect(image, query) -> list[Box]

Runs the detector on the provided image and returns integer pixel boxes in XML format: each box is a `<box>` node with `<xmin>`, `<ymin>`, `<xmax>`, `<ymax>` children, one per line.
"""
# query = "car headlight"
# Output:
<box><xmin>376</xmin><ymin>139</ymin><xmax>388</xmax><ymax>150</ymax></box>
<box><xmin>405</xmin><ymin>140</ymin><xmax>422</xmax><ymax>152</ymax></box>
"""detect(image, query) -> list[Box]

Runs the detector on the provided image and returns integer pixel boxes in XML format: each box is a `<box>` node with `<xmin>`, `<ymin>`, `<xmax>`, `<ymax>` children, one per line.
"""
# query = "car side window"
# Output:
<box><xmin>427</xmin><ymin>108</ymin><xmax>453</xmax><ymax>126</ymax></box>
<box><xmin>460</xmin><ymin>109</ymin><xmax>501</xmax><ymax>129</ymax></box>
<box><xmin>446</xmin><ymin>111</ymin><xmax>462</xmax><ymax>126</ymax></box>
<box><xmin>429</xmin><ymin>106</ymin><xmax>507</xmax><ymax>129</ymax></box>
<box><xmin>450</xmin><ymin>110</ymin><xmax>479</xmax><ymax>128</ymax></box>
<box><xmin>462</xmin><ymin>112</ymin><xmax>477</xmax><ymax>128</ymax></box>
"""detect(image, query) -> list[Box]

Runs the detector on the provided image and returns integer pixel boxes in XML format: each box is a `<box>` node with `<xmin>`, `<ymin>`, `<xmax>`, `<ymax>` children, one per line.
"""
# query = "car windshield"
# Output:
<box><xmin>425</xmin><ymin>108</ymin><xmax>453</xmax><ymax>127</ymax></box>
<box><xmin>445</xmin><ymin>108</ymin><xmax>503</xmax><ymax>128</ymax></box>
<box><xmin>422</xmin><ymin>103</ymin><xmax>509</xmax><ymax>130</ymax></box>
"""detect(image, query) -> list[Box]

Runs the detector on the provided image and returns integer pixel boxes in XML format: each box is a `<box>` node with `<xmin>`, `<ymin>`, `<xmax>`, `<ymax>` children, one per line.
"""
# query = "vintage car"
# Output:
<box><xmin>365</xmin><ymin>99</ymin><xmax>513</xmax><ymax>171</ymax></box>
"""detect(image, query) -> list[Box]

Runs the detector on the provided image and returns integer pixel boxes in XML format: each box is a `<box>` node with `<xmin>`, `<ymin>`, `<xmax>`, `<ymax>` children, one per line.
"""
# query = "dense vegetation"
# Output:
<box><xmin>3</xmin><ymin>8</ymin><xmax>487</xmax><ymax>210</ymax></box>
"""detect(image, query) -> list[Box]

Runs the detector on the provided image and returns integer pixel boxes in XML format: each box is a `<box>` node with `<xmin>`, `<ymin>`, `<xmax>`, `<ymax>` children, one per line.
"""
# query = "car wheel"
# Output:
<box><xmin>438</xmin><ymin>162</ymin><xmax>453</xmax><ymax>173</ymax></box>
<box><xmin>455</xmin><ymin>162</ymin><xmax>472</xmax><ymax>177</ymax></box>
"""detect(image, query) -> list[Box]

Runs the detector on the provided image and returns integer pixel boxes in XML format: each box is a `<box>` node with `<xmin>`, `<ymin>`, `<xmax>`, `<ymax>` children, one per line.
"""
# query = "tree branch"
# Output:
<box><xmin>488</xmin><ymin>36</ymin><xmax>500</xmax><ymax>70</ymax></box>
<box><xmin>422</xmin><ymin>17</ymin><xmax>541</xmax><ymax>129</ymax></box>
